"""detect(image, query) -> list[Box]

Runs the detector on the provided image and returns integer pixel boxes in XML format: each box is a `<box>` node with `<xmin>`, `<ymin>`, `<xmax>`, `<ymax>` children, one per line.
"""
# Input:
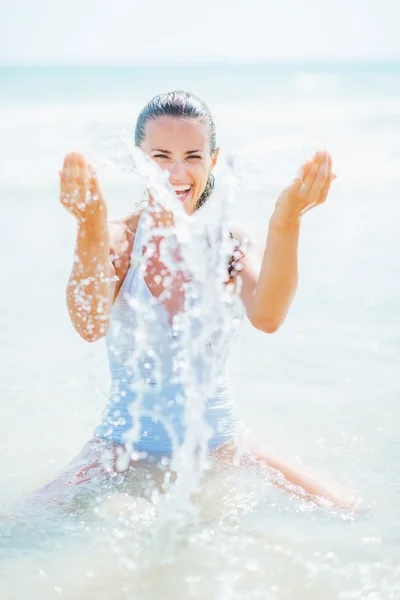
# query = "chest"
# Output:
<box><xmin>141</xmin><ymin>235</ymin><xmax>190</xmax><ymax>318</ymax></box>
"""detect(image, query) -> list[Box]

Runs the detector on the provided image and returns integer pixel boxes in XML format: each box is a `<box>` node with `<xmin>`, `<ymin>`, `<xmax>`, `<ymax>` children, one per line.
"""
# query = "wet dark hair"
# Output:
<box><xmin>135</xmin><ymin>90</ymin><xmax>216</xmax><ymax>152</ymax></box>
<box><xmin>134</xmin><ymin>90</ymin><xmax>216</xmax><ymax>209</ymax></box>
<box><xmin>228</xmin><ymin>233</ymin><xmax>245</xmax><ymax>280</ymax></box>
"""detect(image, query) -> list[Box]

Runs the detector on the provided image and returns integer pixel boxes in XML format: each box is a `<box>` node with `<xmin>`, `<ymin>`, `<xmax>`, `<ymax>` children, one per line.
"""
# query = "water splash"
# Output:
<box><xmin>88</xmin><ymin>131</ymin><xmax>325</xmax><ymax>538</ymax></box>
<box><xmin>230</xmin><ymin>136</ymin><xmax>324</xmax><ymax>190</ymax></box>
<box><xmin>90</xmin><ymin>130</ymin><xmax>241</xmax><ymax>529</ymax></box>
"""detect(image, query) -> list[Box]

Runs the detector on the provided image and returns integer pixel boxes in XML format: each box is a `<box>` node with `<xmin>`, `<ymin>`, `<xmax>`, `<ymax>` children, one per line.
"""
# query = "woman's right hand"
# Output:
<box><xmin>60</xmin><ymin>152</ymin><xmax>107</xmax><ymax>228</ymax></box>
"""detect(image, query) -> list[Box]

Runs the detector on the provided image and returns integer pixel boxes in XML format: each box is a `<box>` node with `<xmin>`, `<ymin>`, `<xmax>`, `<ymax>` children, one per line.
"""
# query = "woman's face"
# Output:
<box><xmin>141</xmin><ymin>116</ymin><xmax>218</xmax><ymax>215</ymax></box>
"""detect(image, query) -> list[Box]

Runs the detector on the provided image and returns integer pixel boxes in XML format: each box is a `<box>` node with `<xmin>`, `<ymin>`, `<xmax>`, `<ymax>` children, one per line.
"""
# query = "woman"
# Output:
<box><xmin>27</xmin><ymin>90</ymin><xmax>358</xmax><ymax>514</ymax></box>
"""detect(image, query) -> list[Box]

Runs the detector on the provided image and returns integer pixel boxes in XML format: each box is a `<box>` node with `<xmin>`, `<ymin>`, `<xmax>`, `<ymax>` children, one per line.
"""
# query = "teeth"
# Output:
<box><xmin>173</xmin><ymin>185</ymin><xmax>191</xmax><ymax>192</ymax></box>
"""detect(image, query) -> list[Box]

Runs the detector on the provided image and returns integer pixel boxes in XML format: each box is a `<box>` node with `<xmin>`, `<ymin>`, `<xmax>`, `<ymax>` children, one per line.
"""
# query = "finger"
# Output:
<box><xmin>88</xmin><ymin>164</ymin><xmax>100</xmax><ymax>197</ymax></box>
<box><xmin>59</xmin><ymin>168</ymin><xmax>71</xmax><ymax>198</ymax></box>
<box><xmin>299</xmin><ymin>160</ymin><xmax>312</xmax><ymax>180</ymax></box>
<box><xmin>80</xmin><ymin>160</ymin><xmax>91</xmax><ymax>190</ymax></box>
<box><xmin>316</xmin><ymin>154</ymin><xmax>334</xmax><ymax>204</ymax></box>
<box><xmin>300</xmin><ymin>174</ymin><xmax>333</xmax><ymax>215</ymax></box>
<box><xmin>62</xmin><ymin>175</ymin><xmax>78</xmax><ymax>199</ymax></box>
<box><xmin>326</xmin><ymin>151</ymin><xmax>333</xmax><ymax>181</ymax></box>
<box><xmin>60</xmin><ymin>174</ymin><xmax>79</xmax><ymax>205</ymax></box>
<box><xmin>298</xmin><ymin>153</ymin><xmax>334</xmax><ymax>215</ymax></box>
<box><xmin>301</xmin><ymin>152</ymin><xmax>323</xmax><ymax>192</ymax></box>
<box><xmin>303</xmin><ymin>152</ymin><xmax>330</xmax><ymax>205</ymax></box>
<box><xmin>64</xmin><ymin>154</ymin><xmax>88</xmax><ymax>198</ymax></box>
<box><xmin>63</xmin><ymin>151</ymin><xmax>80</xmax><ymax>176</ymax></box>
<box><xmin>289</xmin><ymin>160</ymin><xmax>313</xmax><ymax>212</ymax></box>
<box><xmin>73</xmin><ymin>154</ymin><xmax>85</xmax><ymax>187</ymax></box>
<box><xmin>62</xmin><ymin>153</ymin><xmax>71</xmax><ymax>170</ymax></box>
<box><xmin>65</xmin><ymin>159</ymin><xmax>79</xmax><ymax>190</ymax></box>
<box><xmin>65</xmin><ymin>151</ymin><xmax>85</xmax><ymax>165</ymax></box>
<box><xmin>64</xmin><ymin>151</ymin><xmax>84</xmax><ymax>182</ymax></box>
<box><xmin>317</xmin><ymin>175</ymin><xmax>333</xmax><ymax>205</ymax></box>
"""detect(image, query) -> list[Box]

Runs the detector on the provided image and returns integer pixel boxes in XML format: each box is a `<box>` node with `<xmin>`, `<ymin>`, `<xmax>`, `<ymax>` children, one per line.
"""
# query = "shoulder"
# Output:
<box><xmin>229</xmin><ymin>224</ymin><xmax>259</xmax><ymax>260</ymax></box>
<box><xmin>229</xmin><ymin>224</ymin><xmax>258</xmax><ymax>247</ymax></box>
<box><xmin>109</xmin><ymin>211</ymin><xmax>142</xmax><ymax>268</ymax></box>
<box><xmin>227</xmin><ymin>224</ymin><xmax>263</xmax><ymax>281</ymax></box>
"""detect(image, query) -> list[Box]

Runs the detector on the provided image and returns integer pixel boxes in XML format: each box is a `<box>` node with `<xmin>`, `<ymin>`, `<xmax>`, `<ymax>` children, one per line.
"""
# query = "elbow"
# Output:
<box><xmin>74</xmin><ymin>320</ymin><xmax>110</xmax><ymax>343</ymax></box>
<box><xmin>261</xmin><ymin>321</ymin><xmax>281</xmax><ymax>334</ymax></box>
<box><xmin>79</xmin><ymin>331</ymin><xmax>105</xmax><ymax>343</ymax></box>
<box><xmin>249</xmin><ymin>312</ymin><xmax>283</xmax><ymax>334</ymax></box>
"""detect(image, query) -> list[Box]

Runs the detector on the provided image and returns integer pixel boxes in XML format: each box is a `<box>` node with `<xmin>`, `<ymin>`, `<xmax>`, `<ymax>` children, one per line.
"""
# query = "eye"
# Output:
<box><xmin>186</xmin><ymin>155</ymin><xmax>202</xmax><ymax>162</ymax></box>
<box><xmin>153</xmin><ymin>154</ymin><xmax>170</xmax><ymax>160</ymax></box>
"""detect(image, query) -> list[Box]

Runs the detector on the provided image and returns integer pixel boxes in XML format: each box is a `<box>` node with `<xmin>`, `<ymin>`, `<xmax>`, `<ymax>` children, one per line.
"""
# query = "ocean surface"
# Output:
<box><xmin>1</xmin><ymin>62</ymin><xmax>400</xmax><ymax>599</ymax></box>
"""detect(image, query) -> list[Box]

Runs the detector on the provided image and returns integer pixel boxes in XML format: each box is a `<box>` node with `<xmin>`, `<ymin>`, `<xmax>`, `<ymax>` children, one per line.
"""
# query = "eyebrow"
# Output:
<box><xmin>150</xmin><ymin>149</ymin><xmax>203</xmax><ymax>154</ymax></box>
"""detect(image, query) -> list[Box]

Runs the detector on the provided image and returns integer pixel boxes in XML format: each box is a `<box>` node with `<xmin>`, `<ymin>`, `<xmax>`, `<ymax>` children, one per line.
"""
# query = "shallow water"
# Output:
<box><xmin>1</xmin><ymin>63</ymin><xmax>400</xmax><ymax>598</ymax></box>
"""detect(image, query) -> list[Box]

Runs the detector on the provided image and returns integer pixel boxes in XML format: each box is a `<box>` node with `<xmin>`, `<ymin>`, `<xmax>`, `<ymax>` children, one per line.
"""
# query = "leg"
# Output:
<box><xmin>213</xmin><ymin>433</ymin><xmax>362</xmax><ymax>509</ymax></box>
<box><xmin>248</xmin><ymin>435</ymin><xmax>362</xmax><ymax>509</ymax></box>
<box><xmin>15</xmin><ymin>438</ymin><xmax>125</xmax><ymax>518</ymax></box>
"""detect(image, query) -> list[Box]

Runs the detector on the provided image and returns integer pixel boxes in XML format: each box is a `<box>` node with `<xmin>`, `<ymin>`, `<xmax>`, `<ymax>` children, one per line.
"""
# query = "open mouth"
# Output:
<box><xmin>172</xmin><ymin>184</ymin><xmax>192</xmax><ymax>203</ymax></box>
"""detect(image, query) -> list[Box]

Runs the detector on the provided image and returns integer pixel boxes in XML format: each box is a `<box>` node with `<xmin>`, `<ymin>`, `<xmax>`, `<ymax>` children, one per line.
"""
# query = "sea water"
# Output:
<box><xmin>1</xmin><ymin>63</ymin><xmax>400</xmax><ymax>599</ymax></box>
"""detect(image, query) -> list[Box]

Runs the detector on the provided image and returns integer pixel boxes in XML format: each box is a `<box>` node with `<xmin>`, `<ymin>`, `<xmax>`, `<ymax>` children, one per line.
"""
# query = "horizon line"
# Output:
<box><xmin>1</xmin><ymin>57</ymin><xmax>400</xmax><ymax>69</ymax></box>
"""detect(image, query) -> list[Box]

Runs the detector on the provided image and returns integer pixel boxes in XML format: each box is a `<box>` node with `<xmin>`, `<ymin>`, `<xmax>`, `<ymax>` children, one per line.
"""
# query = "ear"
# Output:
<box><xmin>211</xmin><ymin>147</ymin><xmax>220</xmax><ymax>170</ymax></box>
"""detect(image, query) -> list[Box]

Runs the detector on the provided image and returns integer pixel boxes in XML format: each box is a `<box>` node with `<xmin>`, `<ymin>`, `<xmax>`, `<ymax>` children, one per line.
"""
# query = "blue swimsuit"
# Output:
<box><xmin>94</xmin><ymin>211</ymin><xmax>243</xmax><ymax>455</ymax></box>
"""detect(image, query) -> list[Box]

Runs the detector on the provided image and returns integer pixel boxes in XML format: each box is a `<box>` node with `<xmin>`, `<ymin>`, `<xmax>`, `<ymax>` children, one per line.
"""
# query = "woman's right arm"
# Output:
<box><xmin>66</xmin><ymin>221</ymin><xmax>116</xmax><ymax>342</ymax></box>
<box><xmin>60</xmin><ymin>152</ymin><xmax>117</xmax><ymax>342</ymax></box>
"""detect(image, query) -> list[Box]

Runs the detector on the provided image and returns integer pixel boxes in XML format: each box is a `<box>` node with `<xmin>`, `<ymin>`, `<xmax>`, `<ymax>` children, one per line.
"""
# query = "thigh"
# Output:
<box><xmin>18</xmin><ymin>438</ymin><xmax>124</xmax><ymax>516</ymax></box>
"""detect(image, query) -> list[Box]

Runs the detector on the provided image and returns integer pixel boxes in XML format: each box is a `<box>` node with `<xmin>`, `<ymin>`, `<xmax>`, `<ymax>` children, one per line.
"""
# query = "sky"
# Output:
<box><xmin>0</xmin><ymin>0</ymin><xmax>399</xmax><ymax>65</ymax></box>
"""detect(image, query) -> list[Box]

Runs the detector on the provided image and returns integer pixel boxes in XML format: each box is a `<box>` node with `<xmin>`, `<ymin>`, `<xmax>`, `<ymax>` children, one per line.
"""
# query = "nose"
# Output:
<box><xmin>167</xmin><ymin>159</ymin><xmax>187</xmax><ymax>180</ymax></box>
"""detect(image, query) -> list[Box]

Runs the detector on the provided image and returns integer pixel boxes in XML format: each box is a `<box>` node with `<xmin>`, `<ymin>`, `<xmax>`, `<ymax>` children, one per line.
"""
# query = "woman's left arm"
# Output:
<box><xmin>237</xmin><ymin>150</ymin><xmax>335</xmax><ymax>333</ymax></box>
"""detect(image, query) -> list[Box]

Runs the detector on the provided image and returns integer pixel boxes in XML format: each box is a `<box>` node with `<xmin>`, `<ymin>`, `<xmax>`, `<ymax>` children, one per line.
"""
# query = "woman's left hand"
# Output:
<box><xmin>272</xmin><ymin>150</ymin><xmax>335</xmax><ymax>227</ymax></box>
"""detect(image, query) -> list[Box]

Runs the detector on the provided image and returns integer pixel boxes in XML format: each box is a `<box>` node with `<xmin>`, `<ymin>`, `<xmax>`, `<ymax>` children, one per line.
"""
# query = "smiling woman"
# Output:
<box><xmin>144</xmin><ymin>119</ymin><xmax>216</xmax><ymax>211</ymax></box>
<box><xmin>15</xmin><ymin>89</ymin><xmax>361</xmax><ymax>518</ymax></box>
<box><xmin>135</xmin><ymin>90</ymin><xmax>218</xmax><ymax>212</ymax></box>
